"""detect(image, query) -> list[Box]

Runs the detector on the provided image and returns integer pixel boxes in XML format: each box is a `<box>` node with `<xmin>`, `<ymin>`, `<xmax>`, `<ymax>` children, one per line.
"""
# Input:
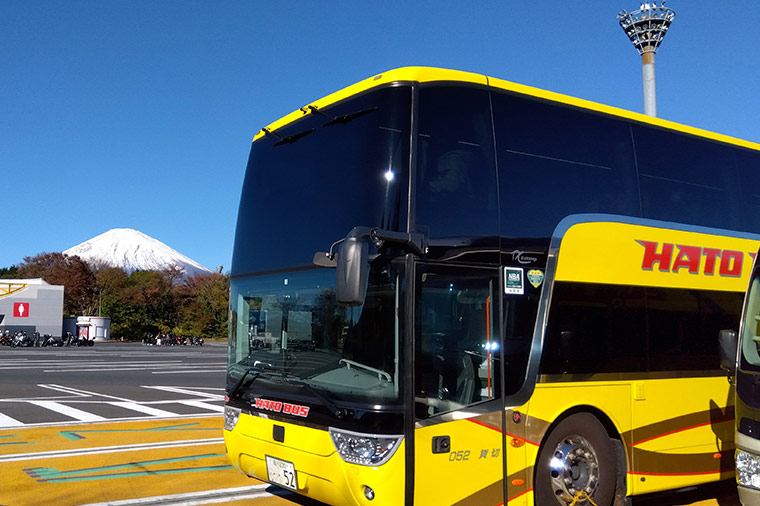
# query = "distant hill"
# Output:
<box><xmin>63</xmin><ymin>228</ymin><xmax>212</xmax><ymax>280</ymax></box>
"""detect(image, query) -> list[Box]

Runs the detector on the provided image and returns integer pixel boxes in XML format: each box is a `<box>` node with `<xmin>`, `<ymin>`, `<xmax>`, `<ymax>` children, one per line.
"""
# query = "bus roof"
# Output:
<box><xmin>254</xmin><ymin>66</ymin><xmax>760</xmax><ymax>152</ymax></box>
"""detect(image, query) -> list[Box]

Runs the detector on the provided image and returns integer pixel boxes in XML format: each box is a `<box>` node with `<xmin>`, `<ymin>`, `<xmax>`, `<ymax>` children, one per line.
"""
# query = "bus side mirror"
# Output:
<box><xmin>336</xmin><ymin>229</ymin><xmax>369</xmax><ymax>307</ymax></box>
<box><xmin>718</xmin><ymin>329</ymin><xmax>738</xmax><ymax>379</ymax></box>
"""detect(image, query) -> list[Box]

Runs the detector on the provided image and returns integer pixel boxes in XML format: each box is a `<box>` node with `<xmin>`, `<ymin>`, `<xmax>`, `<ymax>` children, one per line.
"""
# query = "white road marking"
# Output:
<box><xmin>143</xmin><ymin>386</ymin><xmax>224</xmax><ymax>400</ymax></box>
<box><xmin>28</xmin><ymin>401</ymin><xmax>107</xmax><ymax>422</ymax></box>
<box><xmin>38</xmin><ymin>384</ymin><xmax>136</xmax><ymax>402</ymax></box>
<box><xmin>178</xmin><ymin>400</ymin><xmax>225</xmax><ymax>413</ymax></box>
<box><xmin>0</xmin><ymin>412</ymin><xmax>23</xmax><ymax>427</ymax></box>
<box><xmin>76</xmin><ymin>484</ymin><xmax>281</xmax><ymax>506</ymax></box>
<box><xmin>108</xmin><ymin>402</ymin><xmax>179</xmax><ymax>418</ymax></box>
<box><xmin>0</xmin><ymin>383</ymin><xmax>225</xmax><ymax>426</ymax></box>
<box><xmin>37</xmin><ymin>384</ymin><xmax>93</xmax><ymax>397</ymax></box>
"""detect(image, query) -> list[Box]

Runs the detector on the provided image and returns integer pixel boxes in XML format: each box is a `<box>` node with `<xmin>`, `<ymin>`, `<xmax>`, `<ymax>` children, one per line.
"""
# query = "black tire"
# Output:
<box><xmin>534</xmin><ymin>412</ymin><xmax>617</xmax><ymax>506</ymax></box>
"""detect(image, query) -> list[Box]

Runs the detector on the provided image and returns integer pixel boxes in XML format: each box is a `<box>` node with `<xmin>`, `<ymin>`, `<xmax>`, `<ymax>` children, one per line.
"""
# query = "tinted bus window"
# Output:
<box><xmin>233</xmin><ymin>86</ymin><xmax>411</xmax><ymax>275</ymax></box>
<box><xmin>736</xmin><ymin>148</ymin><xmax>760</xmax><ymax>234</ymax></box>
<box><xmin>415</xmin><ymin>85</ymin><xmax>498</xmax><ymax>242</ymax></box>
<box><xmin>540</xmin><ymin>282</ymin><xmax>742</xmax><ymax>375</ymax></box>
<box><xmin>493</xmin><ymin>93</ymin><xmax>639</xmax><ymax>239</ymax></box>
<box><xmin>645</xmin><ymin>287</ymin><xmax>741</xmax><ymax>372</ymax></box>
<box><xmin>540</xmin><ymin>283</ymin><xmax>647</xmax><ymax>375</ymax></box>
<box><xmin>633</xmin><ymin>125</ymin><xmax>743</xmax><ymax>231</ymax></box>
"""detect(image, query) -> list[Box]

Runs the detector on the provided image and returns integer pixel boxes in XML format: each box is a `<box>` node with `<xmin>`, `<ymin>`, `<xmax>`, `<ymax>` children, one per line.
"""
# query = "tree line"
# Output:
<box><xmin>0</xmin><ymin>253</ymin><xmax>229</xmax><ymax>341</ymax></box>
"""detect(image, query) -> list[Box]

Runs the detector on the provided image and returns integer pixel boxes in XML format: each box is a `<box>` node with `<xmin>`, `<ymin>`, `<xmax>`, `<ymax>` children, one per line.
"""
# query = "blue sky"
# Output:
<box><xmin>2</xmin><ymin>1</ymin><xmax>759</xmax><ymax>272</ymax></box>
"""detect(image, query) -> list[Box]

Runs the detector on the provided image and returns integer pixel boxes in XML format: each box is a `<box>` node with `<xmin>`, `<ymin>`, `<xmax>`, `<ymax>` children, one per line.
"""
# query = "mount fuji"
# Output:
<box><xmin>63</xmin><ymin>228</ymin><xmax>213</xmax><ymax>280</ymax></box>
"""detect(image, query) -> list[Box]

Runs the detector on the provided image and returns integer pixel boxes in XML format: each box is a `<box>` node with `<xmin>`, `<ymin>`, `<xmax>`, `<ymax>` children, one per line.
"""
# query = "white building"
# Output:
<box><xmin>76</xmin><ymin>316</ymin><xmax>111</xmax><ymax>341</ymax></box>
<box><xmin>0</xmin><ymin>279</ymin><xmax>64</xmax><ymax>336</ymax></box>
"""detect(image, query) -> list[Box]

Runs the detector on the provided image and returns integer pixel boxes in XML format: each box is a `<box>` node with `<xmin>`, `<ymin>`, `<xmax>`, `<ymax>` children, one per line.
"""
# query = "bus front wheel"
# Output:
<box><xmin>534</xmin><ymin>412</ymin><xmax>617</xmax><ymax>506</ymax></box>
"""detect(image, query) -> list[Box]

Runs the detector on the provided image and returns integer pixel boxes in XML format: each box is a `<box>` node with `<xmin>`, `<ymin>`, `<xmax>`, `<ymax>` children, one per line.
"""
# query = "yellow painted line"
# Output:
<box><xmin>0</xmin><ymin>416</ymin><xmax>733</xmax><ymax>506</ymax></box>
<box><xmin>0</xmin><ymin>416</ymin><xmax>221</xmax><ymax>455</ymax></box>
<box><xmin>0</xmin><ymin>416</ymin><xmax>259</xmax><ymax>506</ymax></box>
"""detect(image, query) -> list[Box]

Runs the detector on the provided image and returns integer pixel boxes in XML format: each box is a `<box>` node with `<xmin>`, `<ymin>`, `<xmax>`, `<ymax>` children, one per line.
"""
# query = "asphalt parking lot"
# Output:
<box><xmin>0</xmin><ymin>343</ymin><xmax>742</xmax><ymax>505</ymax></box>
<box><xmin>0</xmin><ymin>342</ymin><xmax>228</xmax><ymax>428</ymax></box>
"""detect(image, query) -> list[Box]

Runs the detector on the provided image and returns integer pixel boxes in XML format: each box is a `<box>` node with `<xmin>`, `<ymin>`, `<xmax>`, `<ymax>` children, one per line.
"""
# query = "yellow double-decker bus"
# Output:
<box><xmin>224</xmin><ymin>67</ymin><xmax>760</xmax><ymax>505</ymax></box>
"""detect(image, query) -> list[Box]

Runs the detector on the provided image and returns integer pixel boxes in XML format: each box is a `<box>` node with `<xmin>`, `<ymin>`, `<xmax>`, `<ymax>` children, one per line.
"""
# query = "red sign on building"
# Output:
<box><xmin>13</xmin><ymin>302</ymin><xmax>29</xmax><ymax>318</ymax></box>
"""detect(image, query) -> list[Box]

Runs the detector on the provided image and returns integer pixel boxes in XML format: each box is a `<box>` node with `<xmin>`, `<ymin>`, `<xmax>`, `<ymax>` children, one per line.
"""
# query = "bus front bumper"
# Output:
<box><xmin>224</xmin><ymin>412</ymin><xmax>404</xmax><ymax>506</ymax></box>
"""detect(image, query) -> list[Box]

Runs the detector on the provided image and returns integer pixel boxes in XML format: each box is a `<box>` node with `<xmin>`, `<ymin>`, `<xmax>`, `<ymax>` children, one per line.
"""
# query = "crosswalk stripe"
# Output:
<box><xmin>144</xmin><ymin>386</ymin><xmax>224</xmax><ymax>400</ymax></box>
<box><xmin>108</xmin><ymin>402</ymin><xmax>179</xmax><ymax>418</ymax></box>
<box><xmin>0</xmin><ymin>412</ymin><xmax>24</xmax><ymax>427</ymax></box>
<box><xmin>178</xmin><ymin>400</ymin><xmax>225</xmax><ymax>413</ymax></box>
<box><xmin>29</xmin><ymin>401</ymin><xmax>107</xmax><ymax>422</ymax></box>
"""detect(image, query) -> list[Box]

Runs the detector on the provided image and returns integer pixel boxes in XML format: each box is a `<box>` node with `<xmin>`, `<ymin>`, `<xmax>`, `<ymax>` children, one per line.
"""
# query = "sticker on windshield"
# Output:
<box><xmin>505</xmin><ymin>267</ymin><xmax>525</xmax><ymax>295</ymax></box>
<box><xmin>527</xmin><ymin>269</ymin><xmax>544</xmax><ymax>288</ymax></box>
<box><xmin>254</xmin><ymin>398</ymin><xmax>310</xmax><ymax>418</ymax></box>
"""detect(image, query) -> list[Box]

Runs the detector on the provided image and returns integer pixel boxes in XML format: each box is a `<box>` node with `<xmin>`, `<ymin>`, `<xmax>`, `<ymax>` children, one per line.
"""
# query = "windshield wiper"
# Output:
<box><xmin>227</xmin><ymin>368</ymin><xmax>256</xmax><ymax>401</ymax></box>
<box><xmin>226</xmin><ymin>360</ymin><xmax>275</xmax><ymax>400</ymax></box>
<box><xmin>279</xmin><ymin>373</ymin><xmax>351</xmax><ymax>419</ymax></box>
<box><xmin>323</xmin><ymin>107</ymin><xmax>378</xmax><ymax>127</ymax></box>
<box><xmin>301</xmin><ymin>104</ymin><xmax>378</xmax><ymax>127</ymax></box>
<box><xmin>262</xmin><ymin>127</ymin><xmax>316</xmax><ymax>146</ymax></box>
<box><xmin>228</xmin><ymin>364</ymin><xmax>350</xmax><ymax>419</ymax></box>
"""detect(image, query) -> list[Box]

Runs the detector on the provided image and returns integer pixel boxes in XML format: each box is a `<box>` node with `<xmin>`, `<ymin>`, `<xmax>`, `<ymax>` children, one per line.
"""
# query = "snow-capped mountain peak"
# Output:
<box><xmin>63</xmin><ymin>228</ymin><xmax>212</xmax><ymax>280</ymax></box>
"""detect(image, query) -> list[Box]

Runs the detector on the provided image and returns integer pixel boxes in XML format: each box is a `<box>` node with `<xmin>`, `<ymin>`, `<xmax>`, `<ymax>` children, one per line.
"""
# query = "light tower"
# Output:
<box><xmin>618</xmin><ymin>2</ymin><xmax>676</xmax><ymax>117</ymax></box>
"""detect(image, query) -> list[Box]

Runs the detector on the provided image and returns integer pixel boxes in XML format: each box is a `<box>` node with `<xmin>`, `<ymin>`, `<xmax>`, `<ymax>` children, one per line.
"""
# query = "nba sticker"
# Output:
<box><xmin>527</xmin><ymin>269</ymin><xmax>544</xmax><ymax>288</ymax></box>
<box><xmin>505</xmin><ymin>267</ymin><xmax>524</xmax><ymax>295</ymax></box>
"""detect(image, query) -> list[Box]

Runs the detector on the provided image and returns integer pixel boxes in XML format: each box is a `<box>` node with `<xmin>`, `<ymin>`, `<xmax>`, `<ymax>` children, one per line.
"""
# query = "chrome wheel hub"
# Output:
<box><xmin>547</xmin><ymin>435</ymin><xmax>599</xmax><ymax>504</ymax></box>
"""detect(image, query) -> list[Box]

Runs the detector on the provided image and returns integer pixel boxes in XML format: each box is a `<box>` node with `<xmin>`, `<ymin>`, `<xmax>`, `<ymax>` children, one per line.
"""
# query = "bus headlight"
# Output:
<box><xmin>224</xmin><ymin>406</ymin><xmax>241</xmax><ymax>431</ymax></box>
<box><xmin>329</xmin><ymin>428</ymin><xmax>403</xmax><ymax>466</ymax></box>
<box><xmin>737</xmin><ymin>450</ymin><xmax>760</xmax><ymax>489</ymax></box>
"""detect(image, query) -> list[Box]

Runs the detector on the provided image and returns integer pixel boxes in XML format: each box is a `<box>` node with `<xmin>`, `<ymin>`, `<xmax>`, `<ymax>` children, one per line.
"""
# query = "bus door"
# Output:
<box><xmin>412</xmin><ymin>263</ymin><xmax>504</xmax><ymax>505</ymax></box>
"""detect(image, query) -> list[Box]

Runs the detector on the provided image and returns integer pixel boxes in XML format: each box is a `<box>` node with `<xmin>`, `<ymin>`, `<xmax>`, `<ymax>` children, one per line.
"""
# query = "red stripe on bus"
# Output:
<box><xmin>466</xmin><ymin>419</ymin><xmax>539</xmax><ymax>446</ymax></box>
<box><xmin>467</xmin><ymin>418</ymin><xmax>503</xmax><ymax>432</ymax></box>
<box><xmin>631</xmin><ymin>417</ymin><xmax>734</xmax><ymax>446</ymax></box>
<box><xmin>507</xmin><ymin>488</ymin><xmax>532</xmax><ymax>503</ymax></box>
<box><xmin>505</xmin><ymin>432</ymin><xmax>540</xmax><ymax>446</ymax></box>
<box><xmin>628</xmin><ymin>469</ymin><xmax>733</xmax><ymax>477</ymax></box>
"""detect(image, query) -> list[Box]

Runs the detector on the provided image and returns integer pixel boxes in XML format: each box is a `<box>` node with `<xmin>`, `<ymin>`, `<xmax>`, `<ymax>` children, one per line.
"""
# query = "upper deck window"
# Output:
<box><xmin>414</xmin><ymin>85</ymin><xmax>499</xmax><ymax>245</ymax></box>
<box><xmin>633</xmin><ymin>125</ymin><xmax>746</xmax><ymax>231</ymax></box>
<box><xmin>492</xmin><ymin>91</ymin><xmax>639</xmax><ymax>239</ymax></box>
<box><xmin>232</xmin><ymin>86</ymin><xmax>412</xmax><ymax>275</ymax></box>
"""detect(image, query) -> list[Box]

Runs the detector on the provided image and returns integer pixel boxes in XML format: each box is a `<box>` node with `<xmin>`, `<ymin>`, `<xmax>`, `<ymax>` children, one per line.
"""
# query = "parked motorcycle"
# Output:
<box><xmin>41</xmin><ymin>334</ymin><xmax>65</xmax><ymax>347</ymax></box>
<box><xmin>72</xmin><ymin>334</ymin><xmax>94</xmax><ymax>347</ymax></box>
<box><xmin>63</xmin><ymin>332</ymin><xmax>93</xmax><ymax>347</ymax></box>
<box><xmin>11</xmin><ymin>331</ymin><xmax>34</xmax><ymax>348</ymax></box>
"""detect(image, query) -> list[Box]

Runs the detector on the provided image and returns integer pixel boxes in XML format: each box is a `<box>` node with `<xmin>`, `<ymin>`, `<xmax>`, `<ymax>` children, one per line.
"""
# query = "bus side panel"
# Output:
<box><xmin>414</xmin><ymin>412</ymin><xmax>510</xmax><ymax>506</ymax></box>
<box><xmin>225</xmin><ymin>413</ymin><xmax>405</xmax><ymax>506</ymax></box>
<box><xmin>527</xmin><ymin>379</ymin><xmax>735</xmax><ymax>498</ymax></box>
<box><xmin>504</xmin><ymin>406</ymin><xmax>532</xmax><ymax>506</ymax></box>
<box><xmin>629</xmin><ymin>376</ymin><xmax>734</xmax><ymax>494</ymax></box>
<box><xmin>525</xmin><ymin>383</ymin><xmax>633</xmax><ymax>497</ymax></box>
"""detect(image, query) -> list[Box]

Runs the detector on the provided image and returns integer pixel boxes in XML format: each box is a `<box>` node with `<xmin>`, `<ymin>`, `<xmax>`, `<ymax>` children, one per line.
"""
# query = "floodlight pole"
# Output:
<box><xmin>642</xmin><ymin>51</ymin><xmax>657</xmax><ymax>117</ymax></box>
<box><xmin>618</xmin><ymin>2</ymin><xmax>676</xmax><ymax>117</ymax></box>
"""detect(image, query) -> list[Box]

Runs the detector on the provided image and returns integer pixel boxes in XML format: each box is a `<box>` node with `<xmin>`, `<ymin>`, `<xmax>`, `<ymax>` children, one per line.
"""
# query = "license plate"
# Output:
<box><xmin>265</xmin><ymin>455</ymin><xmax>298</xmax><ymax>491</ymax></box>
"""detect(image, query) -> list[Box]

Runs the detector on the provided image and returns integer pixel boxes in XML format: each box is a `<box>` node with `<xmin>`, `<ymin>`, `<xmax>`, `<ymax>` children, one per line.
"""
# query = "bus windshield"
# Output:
<box><xmin>228</xmin><ymin>265</ymin><xmax>403</xmax><ymax>407</ymax></box>
<box><xmin>228</xmin><ymin>85</ymin><xmax>411</xmax><ymax>411</ymax></box>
